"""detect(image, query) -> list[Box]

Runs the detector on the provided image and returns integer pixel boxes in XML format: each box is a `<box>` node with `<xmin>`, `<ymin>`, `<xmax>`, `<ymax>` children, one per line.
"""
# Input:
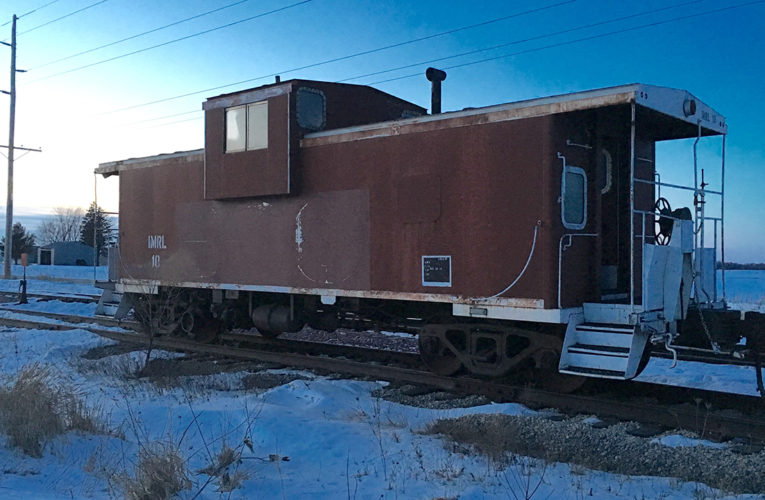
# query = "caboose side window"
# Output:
<box><xmin>562</xmin><ymin>166</ymin><xmax>587</xmax><ymax>230</ymax></box>
<box><xmin>225</xmin><ymin>106</ymin><xmax>246</xmax><ymax>152</ymax></box>
<box><xmin>225</xmin><ymin>101</ymin><xmax>268</xmax><ymax>153</ymax></box>
<box><xmin>296</xmin><ymin>88</ymin><xmax>326</xmax><ymax>131</ymax></box>
<box><xmin>246</xmin><ymin>101</ymin><xmax>268</xmax><ymax>150</ymax></box>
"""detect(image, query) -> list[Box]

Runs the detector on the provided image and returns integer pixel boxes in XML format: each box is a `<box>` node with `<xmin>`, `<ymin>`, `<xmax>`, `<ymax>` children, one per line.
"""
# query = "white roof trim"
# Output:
<box><xmin>303</xmin><ymin>83</ymin><xmax>726</xmax><ymax>147</ymax></box>
<box><xmin>96</xmin><ymin>149</ymin><xmax>204</xmax><ymax>176</ymax></box>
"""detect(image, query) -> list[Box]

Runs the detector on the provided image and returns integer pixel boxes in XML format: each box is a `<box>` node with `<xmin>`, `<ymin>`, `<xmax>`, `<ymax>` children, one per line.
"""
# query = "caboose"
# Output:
<box><xmin>97</xmin><ymin>71</ymin><xmax>743</xmax><ymax>389</ymax></box>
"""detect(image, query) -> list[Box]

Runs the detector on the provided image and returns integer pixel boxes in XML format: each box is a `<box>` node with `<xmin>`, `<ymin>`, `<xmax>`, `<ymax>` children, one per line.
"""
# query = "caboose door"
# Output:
<box><xmin>598</xmin><ymin>137</ymin><xmax>630</xmax><ymax>300</ymax></box>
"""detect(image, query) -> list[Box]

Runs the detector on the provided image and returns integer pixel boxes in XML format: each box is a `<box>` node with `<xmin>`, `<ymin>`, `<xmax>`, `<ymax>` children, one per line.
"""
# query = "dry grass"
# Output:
<box><xmin>0</xmin><ymin>363</ymin><xmax>104</xmax><ymax>457</ymax></box>
<box><xmin>198</xmin><ymin>442</ymin><xmax>250</xmax><ymax>492</ymax></box>
<box><xmin>117</xmin><ymin>441</ymin><xmax>192</xmax><ymax>500</ymax></box>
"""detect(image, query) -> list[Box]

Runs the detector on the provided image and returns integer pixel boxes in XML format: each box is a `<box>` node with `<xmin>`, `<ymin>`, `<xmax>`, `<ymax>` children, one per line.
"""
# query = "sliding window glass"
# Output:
<box><xmin>225</xmin><ymin>106</ymin><xmax>246</xmax><ymax>152</ymax></box>
<box><xmin>225</xmin><ymin>101</ymin><xmax>268</xmax><ymax>153</ymax></box>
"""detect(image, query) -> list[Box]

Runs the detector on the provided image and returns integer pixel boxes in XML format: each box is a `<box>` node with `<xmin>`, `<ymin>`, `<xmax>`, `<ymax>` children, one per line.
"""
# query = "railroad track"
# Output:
<box><xmin>2</xmin><ymin>298</ymin><xmax>761</xmax><ymax>370</ymax></box>
<box><xmin>1</xmin><ymin>310</ymin><xmax>764</xmax><ymax>443</ymax></box>
<box><xmin>0</xmin><ymin>290</ymin><xmax>100</xmax><ymax>304</ymax></box>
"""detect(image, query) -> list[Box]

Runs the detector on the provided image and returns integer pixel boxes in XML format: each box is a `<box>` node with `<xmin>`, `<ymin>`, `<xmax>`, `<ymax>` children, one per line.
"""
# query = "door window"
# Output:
<box><xmin>562</xmin><ymin>166</ymin><xmax>587</xmax><ymax>229</ymax></box>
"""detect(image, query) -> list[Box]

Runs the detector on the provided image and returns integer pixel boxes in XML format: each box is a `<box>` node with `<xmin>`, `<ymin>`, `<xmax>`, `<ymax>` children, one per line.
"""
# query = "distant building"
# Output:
<box><xmin>37</xmin><ymin>242</ymin><xmax>97</xmax><ymax>266</ymax></box>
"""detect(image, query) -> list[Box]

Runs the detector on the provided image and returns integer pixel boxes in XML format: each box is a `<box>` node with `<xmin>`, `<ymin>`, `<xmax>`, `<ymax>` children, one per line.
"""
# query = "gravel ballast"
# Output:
<box><xmin>427</xmin><ymin>413</ymin><xmax>765</xmax><ymax>495</ymax></box>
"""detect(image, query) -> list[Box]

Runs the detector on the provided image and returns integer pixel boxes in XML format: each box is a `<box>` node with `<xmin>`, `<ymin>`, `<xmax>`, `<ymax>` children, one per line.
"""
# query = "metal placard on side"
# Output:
<box><xmin>422</xmin><ymin>255</ymin><xmax>451</xmax><ymax>287</ymax></box>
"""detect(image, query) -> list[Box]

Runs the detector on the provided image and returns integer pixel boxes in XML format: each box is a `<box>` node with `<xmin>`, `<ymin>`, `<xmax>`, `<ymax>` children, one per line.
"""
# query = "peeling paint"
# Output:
<box><xmin>297</xmin><ymin>263</ymin><xmax>319</xmax><ymax>284</ymax></box>
<box><xmin>295</xmin><ymin>202</ymin><xmax>308</xmax><ymax>253</ymax></box>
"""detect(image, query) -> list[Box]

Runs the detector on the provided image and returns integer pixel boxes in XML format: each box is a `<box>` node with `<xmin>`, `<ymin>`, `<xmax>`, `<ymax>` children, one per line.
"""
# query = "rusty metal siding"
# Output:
<box><xmin>120</xmin><ymin>157</ymin><xmax>371</xmax><ymax>289</ymax></box>
<box><xmin>120</xmin><ymin>114</ymin><xmax>557</xmax><ymax>305</ymax></box>
<box><xmin>301</xmin><ymin>115</ymin><xmax>555</xmax><ymax>303</ymax></box>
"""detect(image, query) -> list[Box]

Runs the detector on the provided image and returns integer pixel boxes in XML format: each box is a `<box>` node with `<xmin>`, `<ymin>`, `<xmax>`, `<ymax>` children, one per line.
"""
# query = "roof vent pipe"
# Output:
<box><xmin>425</xmin><ymin>67</ymin><xmax>446</xmax><ymax>114</ymax></box>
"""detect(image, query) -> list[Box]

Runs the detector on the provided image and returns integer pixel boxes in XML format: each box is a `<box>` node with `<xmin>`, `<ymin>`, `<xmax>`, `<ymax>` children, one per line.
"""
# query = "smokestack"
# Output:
<box><xmin>425</xmin><ymin>67</ymin><xmax>446</xmax><ymax>114</ymax></box>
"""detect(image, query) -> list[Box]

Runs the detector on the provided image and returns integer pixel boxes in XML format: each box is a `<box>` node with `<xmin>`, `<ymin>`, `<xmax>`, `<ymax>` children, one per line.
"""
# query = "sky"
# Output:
<box><xmin>0</xmin><ymin>0</ymin><xmax>763</xmax><ymax>261</ymax></box>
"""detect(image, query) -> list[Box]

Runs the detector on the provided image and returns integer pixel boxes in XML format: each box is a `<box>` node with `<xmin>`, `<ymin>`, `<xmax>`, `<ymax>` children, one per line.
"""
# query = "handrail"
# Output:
<box><xmin>629</xmin><ymin>102</ymin><xmax>636</xmax><ymax>309</ymax></box>
<box><xmin>633</xmin><ymin>177</ymin><xmax>722</xmax><ymax>196</ymax></box>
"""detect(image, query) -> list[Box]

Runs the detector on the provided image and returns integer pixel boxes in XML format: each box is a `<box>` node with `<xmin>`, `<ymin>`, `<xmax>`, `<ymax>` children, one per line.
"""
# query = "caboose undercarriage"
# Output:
<box><xmin>96</xmin><ymin>77</ymin><xmax>763</xmax><ymax>391</ymax></box>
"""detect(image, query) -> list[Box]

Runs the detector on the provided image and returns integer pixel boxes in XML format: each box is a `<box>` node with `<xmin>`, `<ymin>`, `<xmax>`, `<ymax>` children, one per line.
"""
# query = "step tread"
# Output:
<box><xmin>569</xmin><ymin>343</ymin><xmax>630</xmax><ymax>354</ymax></box>
<box><xmin>560</xmin><ymin>366</ymin><xmax>626</xmax><ymax>378</ymax></box>
<box><xmin>576</xmin><ymin>323</ymin><xmax>635</xmax><ymax>333</ymax></box>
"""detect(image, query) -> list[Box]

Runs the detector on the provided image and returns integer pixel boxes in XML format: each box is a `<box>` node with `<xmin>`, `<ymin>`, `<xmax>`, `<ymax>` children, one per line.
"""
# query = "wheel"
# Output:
<box><xmin>179</xmin><ymin>310</ymin><xmax>194</xmax><ymax>336</ymax></box>
<box><xmin>418</xmin><ymin>331</ymin><xmax>463</xmax><ymax>376</ymax></box>
<box><xmin>257</xmin><ymin>329</ymin><xmax>282</xmax><ymax>339</ymax></box>
<box><xmin>654</xmin><ymin>197</ymin><xmax>673</xmax><ymax>245</ymax></box>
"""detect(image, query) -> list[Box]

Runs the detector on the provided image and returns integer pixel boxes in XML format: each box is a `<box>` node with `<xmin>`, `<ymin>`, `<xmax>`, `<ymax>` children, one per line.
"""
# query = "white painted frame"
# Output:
<box><xmin>421</xmin><ymin>255</ymin><xmax>452</xmax><ymax>287</ymax></box>
<box><xmin>561</xmin><ymin>165</ymin><xmax>588</xmax><ymax>230</ymax></box>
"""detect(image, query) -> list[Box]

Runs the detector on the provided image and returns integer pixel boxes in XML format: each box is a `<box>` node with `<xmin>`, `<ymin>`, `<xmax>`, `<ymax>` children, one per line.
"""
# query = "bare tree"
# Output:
<box><xmin>37</xmin><ymin>207</ymin><xmax>85</xmax><ymax>245</ymax></box>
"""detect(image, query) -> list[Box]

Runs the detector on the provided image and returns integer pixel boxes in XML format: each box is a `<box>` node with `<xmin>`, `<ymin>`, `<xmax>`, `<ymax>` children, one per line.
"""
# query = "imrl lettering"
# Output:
<box><xmin>147</xmin><ymin>235</ymin><xmax>167</xmax><ymax>249</ymax></box>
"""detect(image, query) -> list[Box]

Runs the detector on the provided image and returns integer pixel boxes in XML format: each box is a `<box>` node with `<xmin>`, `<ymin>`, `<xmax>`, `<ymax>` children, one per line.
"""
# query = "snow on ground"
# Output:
<box><xmin>0</xmin><ymin>268</ymin><xmax>762</xmax><ymax>498</ymax></box>
<box><xmin>2</xmin><ymin>298</ymin><xmax>97</xmax><ymax>316</ymax></box>
<box><xmin>8</xmin><ymin>264</ymin><xmax>108</xmax><ymax>282</ymax></box>
<box><xmin>0</xmin><ymin>277</ymin><xmax>101</xmax><ymax>297</ymax></box>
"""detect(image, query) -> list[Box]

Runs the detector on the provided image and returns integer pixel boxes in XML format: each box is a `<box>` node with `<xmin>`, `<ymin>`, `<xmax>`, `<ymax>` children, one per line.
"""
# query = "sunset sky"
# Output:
<box><xmin>0</xmin><ymin>0</ymin><xmax>763</xmax><ymax>261</ymax></box>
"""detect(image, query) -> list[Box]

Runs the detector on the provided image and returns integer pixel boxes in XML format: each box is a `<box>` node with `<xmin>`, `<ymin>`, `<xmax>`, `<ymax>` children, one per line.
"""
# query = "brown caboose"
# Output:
<box><xmin>97</xmin><ymin>73</ymin><xmax>728</xmax><ymax>385</ymax></box>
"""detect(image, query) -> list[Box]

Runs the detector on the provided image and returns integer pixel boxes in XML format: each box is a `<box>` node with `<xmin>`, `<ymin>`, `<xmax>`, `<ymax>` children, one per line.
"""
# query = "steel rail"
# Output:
<box><xmin>0</xmin><ymin>307</ymin><xmax>761</xmax><ymax>370</ymax></box>
<box><xmin>1</xmin><ymin>313</ymin><xmax>765</xmax><ymax>441</ymax></box>
<box><xmin>108</xmin><ymin>329</ymin><xmax>765</xmax><ymax>442</ymax></box>
<box><xmin>0</xmin><ymin>306</ymin><xmax>140</xmax><ymax>329</ymax></box>
<box><xmin>0</xmin><ymin>290</ymin><xmax>100</xmax><ymax>303</ymax></box>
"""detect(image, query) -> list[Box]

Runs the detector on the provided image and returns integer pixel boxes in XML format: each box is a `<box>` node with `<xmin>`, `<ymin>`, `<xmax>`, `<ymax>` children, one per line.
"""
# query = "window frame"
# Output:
<box><xmin>561</xmin><ymin>164</ymin><xmax>588</xmax><ymax>230</ymax></box>
<box><xmin>224</xmin><ymin>100</ymin><xmax>268</xmax><ymax>153</ymax></box>
<box><xmin>296</xmin><ymin>87</ymin><xmax>326</xmax><ymax>131</ymax></box>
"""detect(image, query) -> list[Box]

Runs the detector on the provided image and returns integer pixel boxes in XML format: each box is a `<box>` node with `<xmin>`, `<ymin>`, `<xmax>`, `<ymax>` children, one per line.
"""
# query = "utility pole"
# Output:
<box><xmin>2</xmin><ymin>15</ymin><xmax>17</xmax><ymax>279</ymax></box>
<box><xmin>1</xmin><ymin>16</ymin><xmax>38</xmax><ymax>279</ymax></box>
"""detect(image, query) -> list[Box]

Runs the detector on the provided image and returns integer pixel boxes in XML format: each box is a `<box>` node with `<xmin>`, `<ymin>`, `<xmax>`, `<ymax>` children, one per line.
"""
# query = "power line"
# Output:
<box><xmin>368</xmin><ymin>0</ymin><xmax>765</xmax><ymax>86</ymax></box>
<box><xmin>126</xmin><ymin>109</ymin><xmax>201</xmax><ymax>126</ymax></box>
<box><xmin>1</xmin><ymin>0</ymin><xmax>61</xmax><ymax>27</ymax></box>
<box><xmin>101</xmin><ymin>0</ymin><xmax>578</xmax><ymax>115</ymax></box>
<box><xmin>19</xmin><ymin>0</ymin><xmax>109</xmax><ymax>36</ymax></box>
<box><xmin>122</xmin><ymin>0</ymin><xmax>760</xmax><ymax>132</ymax></box>
<box><xmin>143</xmin><ymin>115</ymin><xmax>203</xmax><ymax>129</ymax></box>
<box><xmin>339</xmin><ymin>0</ymin><xmax>705</xmax><ymax>84</ymax></box>
<box><xmin>31</xmin><ymin>0</ymin><xmax>255</xmax><ymax>70</ymax></box>
<box><xmin>27</xmin><ymin>0</ymin><xmax>313</xmax><ymax>83</ymax></box>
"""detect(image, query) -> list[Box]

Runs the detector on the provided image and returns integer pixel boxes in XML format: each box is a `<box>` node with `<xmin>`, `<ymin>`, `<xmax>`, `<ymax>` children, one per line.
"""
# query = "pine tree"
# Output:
<box><xmin>0</xmin><ymin>222</ymin><xmax>36</xmax><ymax>264</ymax></box>
<box><xmin>79</xmin><ymin>202</ymin><xmax>114</xmax><ymax>256</ymax></box>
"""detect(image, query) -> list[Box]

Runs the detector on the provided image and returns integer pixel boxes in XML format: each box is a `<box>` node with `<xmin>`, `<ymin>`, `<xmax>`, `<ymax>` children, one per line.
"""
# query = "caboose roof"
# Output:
<box><xmin>303</xmin><ymin>83</ymin><xmax>726</xmax><ymax>148</ymax></box>
<box><xmin>97</xmin><ymin>82</ymin><xmax>726</xmax><ymax>177</ymax></box>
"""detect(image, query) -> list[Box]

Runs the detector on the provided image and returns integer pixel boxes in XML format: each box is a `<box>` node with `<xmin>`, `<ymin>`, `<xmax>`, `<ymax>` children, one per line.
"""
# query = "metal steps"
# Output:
<box><xmin>94</xmin><ymin>284</ymin><xmax>132</xmax><ymax>319</ymax></box>
<box><xmin>559</xmin><ymin>318</ymin><xmax>650</xmax><ymax>380</ymax></box>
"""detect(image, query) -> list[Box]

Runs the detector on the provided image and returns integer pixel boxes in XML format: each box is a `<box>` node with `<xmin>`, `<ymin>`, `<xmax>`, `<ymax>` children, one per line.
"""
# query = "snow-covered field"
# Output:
<box><xmin>0</xmin><ymin>266</ymin><xmax>762</xmax><ymax>499</ymax></box>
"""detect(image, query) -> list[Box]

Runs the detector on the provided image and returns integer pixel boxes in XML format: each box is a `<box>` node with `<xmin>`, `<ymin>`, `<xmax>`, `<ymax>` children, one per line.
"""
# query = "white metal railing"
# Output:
<box><xmin>627</xmin><ymin>100</ymin><xmax>728</xmax><ymax>309</ymax></box>
<box><xmin>630</xmin><ymin>128</ymin><xmax>726</xmax><ymax>307</ymax></box>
